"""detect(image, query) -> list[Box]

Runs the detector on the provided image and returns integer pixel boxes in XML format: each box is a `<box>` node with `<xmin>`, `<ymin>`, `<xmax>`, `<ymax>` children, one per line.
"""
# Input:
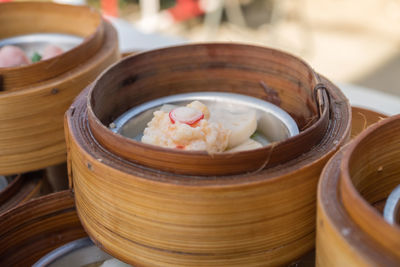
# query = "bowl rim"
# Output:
<box><xmin>32</xmin><ymin>237</ymin><xmax>111</xmax><ymax>267</ymax></box>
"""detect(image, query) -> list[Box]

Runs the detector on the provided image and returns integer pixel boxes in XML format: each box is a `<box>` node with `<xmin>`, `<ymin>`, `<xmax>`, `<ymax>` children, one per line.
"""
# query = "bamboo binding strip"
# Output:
<box><xmin>0</xmin><ymin>2</ymin><xmax>120</xmax><ymax>175</ymax></box>
<box><xmin>65</xmin><ymin>44</ymin><xmax>351</xmax><ymax>266</ymax></box>
<box><xmin>0</xmin><ymin>190</ymin><xmax>86</xmax><ymax>266</ymax></box>
<box><xmin>317</xmin><ymin>115</ymin><xmax>400</xmax><ymax>266</ymax></box>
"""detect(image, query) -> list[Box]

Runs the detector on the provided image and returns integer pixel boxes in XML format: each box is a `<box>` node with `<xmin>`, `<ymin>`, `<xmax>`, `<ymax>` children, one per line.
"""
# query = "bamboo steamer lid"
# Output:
<box><xmin>65</xmin><ymin>44</ymin><xmax>351</xmax><ymax>266</ymax></box>
<box><xmin>317</xmin><ymin>115</ymin><xmax>400</xmax><ymax>266</ymax></box>
<box><xmin>0</xmin><ymin>2</ymin><xmax>120</xmax><ymax>175</ymax></box>
<box><xmin>0</xmin><ymin>191</ymin><xmax>86</xmax><ymax>266</ymax></box>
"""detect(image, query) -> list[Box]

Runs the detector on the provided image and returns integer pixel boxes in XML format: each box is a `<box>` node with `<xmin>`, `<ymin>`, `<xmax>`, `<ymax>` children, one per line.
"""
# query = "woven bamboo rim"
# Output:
<box><xmin>0</xmin><ymin>171</ymin><xmax>48</xmax><ymax>214</ymax></box>
<box><xmin>65</xmin><ymin>44</ymin><xmax>351</xmax><ymax>266</ymax></box>
<box><xmin>317</xmin><ymin>115</ymin><xmax>400</xmax><ymax>266</ymax></box>
<box><xmin>0</xmin><ymin>190</ymin><xmax>86</xmax><ymax>266</ymax></box>
<box><xmin>0</xmin><ymin>17</ymin><xmax>119</xmax><ymax>175</ymax></box>
<box><xmin>87</xmin><ymin>44</ymin><xmax>331</xmax><ymax>176</ymax></box>
<box><xmin>0</xmin><ymin>2</ymin><xmax>104</xmax><ymax>91</ymax></box>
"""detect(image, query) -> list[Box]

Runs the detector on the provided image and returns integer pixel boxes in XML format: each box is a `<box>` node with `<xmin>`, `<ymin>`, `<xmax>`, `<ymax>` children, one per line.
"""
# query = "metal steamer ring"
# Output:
<box><xmin>111</xmin><ymin>92</ymin><xmax>299</xmax><ymax>145</ymax></box>
<box><xmin>384</xmin><ymin>185</ymin><xmax>400</xmax><ymax>225</ymax></box>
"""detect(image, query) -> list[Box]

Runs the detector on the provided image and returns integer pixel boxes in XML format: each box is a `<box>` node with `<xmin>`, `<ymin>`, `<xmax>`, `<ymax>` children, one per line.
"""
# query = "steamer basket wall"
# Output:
<box><xmin>0</xmin><ymin>191</ymin><xmax>86</xmax><ymax>266</ymax></box>
<box><xmin>66</xmin><ymin>44</ymin><xmax>351</xmax><ymax>266</ymax></box>
<box><xmin>0</xmin><ymin>2</ymin><xmax>120</xmax><ymax>175</ymax></box>
<box><xmin>317</xmin><ymin>115</ymin><xmax>400</xmax><ymax>266</ymax></box>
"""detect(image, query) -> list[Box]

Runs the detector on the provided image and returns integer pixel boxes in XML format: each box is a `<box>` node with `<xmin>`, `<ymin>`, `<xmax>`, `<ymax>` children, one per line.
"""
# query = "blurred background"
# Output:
<box><xmin>10</xmin><ymin>0</ymin><xmax>400</xmax><ymax>96</ymax></box>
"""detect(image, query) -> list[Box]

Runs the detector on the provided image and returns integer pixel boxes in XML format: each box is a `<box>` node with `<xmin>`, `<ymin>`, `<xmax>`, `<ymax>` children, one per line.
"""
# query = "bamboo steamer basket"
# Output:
<box><xmin>0</xmin><ymin>171</ymin><xmax>50</xmax><ymax>214</ymax></box>
<box><xmin>65</xmin><ymin>44</ymin><xmax>351</xmax><ymax>266</ymax></box>
<box><xmin>0</xmin><ymin>190</ymin><xmax>316</xmax><ymax>267</ymax></box>
<box><xmin>0</xmin><ymin>2</ymin><xmax>120</xmax><ymax>175</ymax></box>
<box><xmin>351</xmin><ymin>106</ymin><xmax>386</xmax><ymax>138</ymax></box>
<box><xmin>316</xmin><ymin>115</ymin><xmax>400</xmax><ymax>266</ymax></box>
<box><xmin>0</xmin><ymin>190</ymin><xmax>87</xmax><ymax>266</ymax></box>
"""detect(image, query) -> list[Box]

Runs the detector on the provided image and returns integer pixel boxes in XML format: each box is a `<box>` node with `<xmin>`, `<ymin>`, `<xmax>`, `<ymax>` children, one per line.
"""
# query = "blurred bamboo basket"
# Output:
<box><xmin>0</xmin><ymin>2</ymin><xmax>120</xmax><ymax>175</ymax></box>
<box><xmin>351</xmin><ymin>106</ymin><xmax>386</xmax><ymax>138</ymax></box>
<box><xmin>65</xmin><ymin>44</ymin><xmax>351</xmax><ymax>266</ymax></box>
<box><xmin>0</xmin><ymin>191</ymin><xmax>86</xmax><ymax>266</ymax></box>
<box><xmin>0</xmin><ymin>171</ymin><xmax>50</xmax><ymax>214</ymax></box>
<box><xmin>317</xmin><ymin>115</ymin><xmax>400</xmax><ymax>266</ymax></box>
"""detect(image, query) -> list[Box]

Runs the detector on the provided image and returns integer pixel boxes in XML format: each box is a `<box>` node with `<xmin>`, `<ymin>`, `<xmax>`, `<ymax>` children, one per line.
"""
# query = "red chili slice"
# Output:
<box><xmin>169</xmin><ymin>107</ymin><xmax>204</xmax><ymax>126</ymax></box>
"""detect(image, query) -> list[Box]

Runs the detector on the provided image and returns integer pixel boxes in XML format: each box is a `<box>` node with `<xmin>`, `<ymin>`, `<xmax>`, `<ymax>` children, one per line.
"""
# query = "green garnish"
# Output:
<box><xmin>31</xmin><ymin>52</ymin><xmax>42</xmax><ymax>63</ymax></box>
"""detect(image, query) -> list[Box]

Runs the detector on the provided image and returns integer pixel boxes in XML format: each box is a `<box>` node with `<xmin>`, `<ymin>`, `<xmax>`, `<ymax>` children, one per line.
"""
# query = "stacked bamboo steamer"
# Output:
<box><xmin>0</xmin><ymin>2</ymin><xmax>119</xmax><ymax>174</ymax></box>
<box><xmin>0</xmin><ymin>2</ymin><xmax>119</xmax><ymax>211</ymax></box>
<box><xmin>0</xmin><ymin>191</ymin><xmax>86</xmax><ymax>266</ymax></box>
<box><xmin>317</xmin><ymin>115</ymin><xmax>400</xmax><ymax>266</ymax></box>
<box><xmin>65</xmin><ymin>44</ymin><xmax>352</xmax><ymax>266</ymax></box>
